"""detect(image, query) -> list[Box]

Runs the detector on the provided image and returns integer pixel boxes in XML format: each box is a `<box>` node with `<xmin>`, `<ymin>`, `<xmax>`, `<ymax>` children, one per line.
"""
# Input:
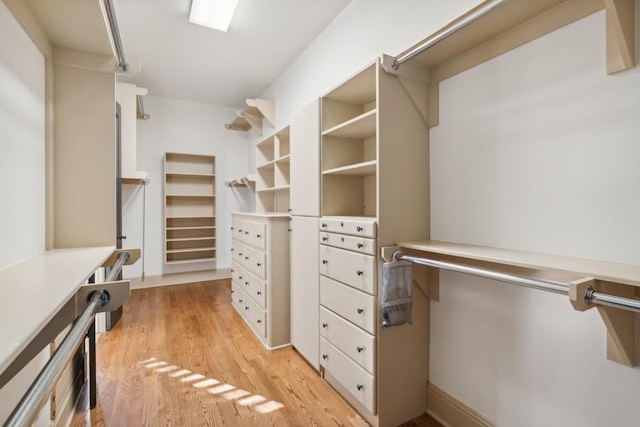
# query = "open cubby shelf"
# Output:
<box><xmin>164</xmin><ymin>153</ymin><xmax>216</xmax><ymax>264</ymax></box>
<box><xmin>255</xmin><ymin>126</ymin><xmax>291</xmax><ymax>212</ymax></box>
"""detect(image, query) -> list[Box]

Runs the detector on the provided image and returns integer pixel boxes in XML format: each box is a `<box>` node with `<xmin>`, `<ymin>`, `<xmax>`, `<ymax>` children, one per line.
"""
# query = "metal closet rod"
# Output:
<box><xmin>103</xmin><ymin>0</ymin><xmax>128</xmax><ymax>72</ymax></box>
<box><xmin>4</xmin><ymin>251</ymin><xmax>130</xmax><ymax>427</ymax></box>
<box><xmin>392</xmin><ymin>0</ymin><xmax>510</xmax><ymax>69</ymax></box>
<box><xmin>394</xmin><ymin>252</ymin><xmax>640</xmax><ymax>314</ymax></box>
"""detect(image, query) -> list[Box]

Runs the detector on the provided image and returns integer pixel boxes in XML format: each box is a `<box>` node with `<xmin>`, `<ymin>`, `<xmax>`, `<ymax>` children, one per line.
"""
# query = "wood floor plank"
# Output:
<box><xmin>70</xmin><ymin>280</ymin><xmax>441</xmax><ymax>426</ymax></box>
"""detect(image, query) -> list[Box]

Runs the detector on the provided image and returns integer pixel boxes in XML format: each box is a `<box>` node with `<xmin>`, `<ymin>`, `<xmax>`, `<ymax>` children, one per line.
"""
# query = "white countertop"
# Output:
<box><xmin>0</xmin><ymin>246</ymin><xmax>115</xmax><ymax>374</ymax></box>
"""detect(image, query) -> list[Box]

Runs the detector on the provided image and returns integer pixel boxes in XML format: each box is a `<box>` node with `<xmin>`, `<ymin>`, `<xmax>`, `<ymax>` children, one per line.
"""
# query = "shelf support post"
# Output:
<box><xmin>570</xmin><ymin>278</ymin><xmax>637</xmax><ymax>366</ymax></box>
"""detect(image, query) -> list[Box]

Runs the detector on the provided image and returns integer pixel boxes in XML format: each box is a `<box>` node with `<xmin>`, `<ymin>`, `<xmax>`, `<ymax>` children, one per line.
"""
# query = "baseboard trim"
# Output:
<box><xmin>128</xmin><ymin>269</ymin><xmax>231</xmax><ymax>289</ymax></box>
<box><xmin>427</xmin><ymin>383</ymin><xmax>495</xmax><ymax>427</ymax></box>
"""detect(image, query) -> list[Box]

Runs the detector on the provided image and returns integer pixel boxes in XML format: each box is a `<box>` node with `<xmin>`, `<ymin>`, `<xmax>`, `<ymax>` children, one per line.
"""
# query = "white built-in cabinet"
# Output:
<box><xmin>231</xmin><ymin>213</ymin><xmax>290</xmax><ymax>349</ymax></box>
<box><xmin>317</xmin><ymin>59</ymin><xmax>431</xmax><ymax>426</ymax></box>
<box><xmin>164</xmin><ymin>153</ymin><xmax>216</xmax><ymax>264</ymax></box>
<box><xmin>289</xmin><ymin>216</ymin><xmax>320</xmax><ymax>368</ymax></box>
<box><xmin>290</xmin><ymin>99</ymin><xmax>320</xmax><ymax>216</ymax></box>
<box><xmin>289</xmin><ymin>98</ymin><xmax>322</xmax><ymax>369</ymax></box>
<box><xmin>256</xmin><ymin>126</ymin><xmax>290</xmax><ymax>213</ymax></box>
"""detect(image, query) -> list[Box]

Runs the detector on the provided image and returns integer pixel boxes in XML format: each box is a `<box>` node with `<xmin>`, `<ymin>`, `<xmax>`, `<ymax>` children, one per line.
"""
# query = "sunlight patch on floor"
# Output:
<box><xmin>139</xmin><ymin>357</ymin><xmax>285</xmax><ymax>414</ymax></box>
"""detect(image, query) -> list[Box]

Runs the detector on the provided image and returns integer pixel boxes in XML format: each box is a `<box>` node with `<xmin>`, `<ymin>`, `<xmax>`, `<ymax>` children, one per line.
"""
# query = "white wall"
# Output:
<box><xmin>122</xmin><ymin>95</ymin><xmax>253</xmax><ymax>279</ymax></box>
<box><xmin>262</xmin><ymin>0</ymin><xmax>481</xmax><ymax>127</ymax></box>
<box><xmin>262</xmin><ymin>0</ymin><xmax>640</xmax><ymax>426</ymax></box>
<box><xmin>0</xmin><ymin>2</ymin><xmax>50</xmax><ymax>425</ymax></box>
<box><xmin>429</xmin><ymin>10</ymin><xmax>640</xmax><ymax>427</ymax></box>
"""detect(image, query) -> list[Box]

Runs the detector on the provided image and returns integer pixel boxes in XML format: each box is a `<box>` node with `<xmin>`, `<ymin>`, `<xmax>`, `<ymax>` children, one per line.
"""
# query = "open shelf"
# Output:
<box><xmin>256</xmin><ymin>126</ymin><xmax>291</xmax><ymax>213</ymax></box>
<box><xmin>322</xmin><ymin>160</ymin><xmax>377</xmax><ymax>176</ymax></box>
<box><xmin>164</xmin><ymin>153</ymin><xmax>216</xmax><ymax>264</ymax></box>
<box><xmin>322</xmin><ymin>110</ymin><xmax>376</xmax><ymax>139</ymax></box>
<box><xmin>396</xmin><ymin>240</ymin><xmax>640</xmax><ymax>288</ymax></box>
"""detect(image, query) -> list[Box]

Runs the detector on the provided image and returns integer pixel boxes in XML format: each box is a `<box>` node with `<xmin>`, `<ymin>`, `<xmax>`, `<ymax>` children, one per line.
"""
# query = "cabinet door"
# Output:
<box><xmin>290</xmin><ymin>216</ymin><xmax>319</xmax><ymax>369</ymax></box>
<box><xmin>290</xmin><ymin>99</ymin><xmax>320</xmax><ymax>216</ymax></box>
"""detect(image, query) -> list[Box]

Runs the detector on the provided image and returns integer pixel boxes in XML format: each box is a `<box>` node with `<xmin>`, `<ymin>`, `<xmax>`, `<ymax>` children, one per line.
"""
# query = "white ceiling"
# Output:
<box><xmin>113</xmin><ymin>0</ymin><xmax>353</xmax><ymax>108</ymax></box>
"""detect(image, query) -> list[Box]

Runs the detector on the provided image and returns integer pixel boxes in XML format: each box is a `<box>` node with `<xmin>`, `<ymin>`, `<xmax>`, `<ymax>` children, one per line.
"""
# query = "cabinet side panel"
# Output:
<box><xmin>53</xmin><ymin>64</ymin><xmax>115</xmax><ymax>248</ymax></box>
<box><xmin>290</xmin><ymin>216</ymin><xmax>319</xmax><ymax>369</ymax></box>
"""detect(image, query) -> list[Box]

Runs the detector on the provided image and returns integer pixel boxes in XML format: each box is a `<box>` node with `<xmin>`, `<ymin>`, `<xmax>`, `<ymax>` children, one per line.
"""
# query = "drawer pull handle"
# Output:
<box><xmin>257</xmin><ymin>291</ymin><xmax>262</xmax><ymax>296</ymax></box>
<box><xmin>231</xmin><ymin>248</ymin><xmax>234</xmax><ymax>252</ymax></box>
<box><xmin>357</xmin><ymin>346</ymin><xmax>364</xmax><ymax>353</ymax></box>
<box><xmin>257</xmin><ymin>234</ymin><xmax>261</xmax><ymax>238</ymax></box>
<box><xmin>231</xmin><ymin>290</ymin><xmax>234</xmax><ymax>294</ymax></box>
<box><xmin>245</xmin><ymin>256</ymin><xmax>249</xmax><ymax>260</ymax></box>
<box><xmin>322</xmin><ymin>323</ymin><xmax>328</xmax><ymax>328</ymax></box>
<box><xmin>239</xmin><ymin>276</ymin><xmax>243</xmax><ymax>280</ymax></box>
<box><xmin>231</xmin><ymin>227</ymin><xmax>234</xmax><ymax>230</ymax></box>
<box><xmin>257</xmin><ymin>263</ymin><xmax>262</xmax><ymax>267</ymax></box>
<box><xmin>245</xmin><ymin>282</ymin><xmax>249</xmax><ymax>285</ymax></box>
<box><xmin>357</xmin><ymin>226</ymin><xmax>363</xmax><ymax>232</ymax></box>
<box><xmin>239</xmin><ymin>299</ymin><xmax>243</xmax><ymax>303</ymax></box>
<box><xmin>341</xmin><ymin>237</ymin><xmax>345</xmax><ymax>242</ymax></box>
<box><xmin>357</xmin><ymin>308</ymin><xmax>364</xmax><ymax>314</ymax></box>
<box><xmin>238</xmin><ymin>252</ymin><xmax>243</xmax><ymax>257</ymax></box>
<box><xmin>231</xmin><ymin>268</ymin><xmax>234</xmax><ymax>272</ymax></box>
<box><xmin>357</xmin><ymin>270</ymin><xmax>363</xmax><ymax>276</ymax></box>
<box><xmin>340</xmin><ymin>222</ymin><xmax>344</xmax><ymax>227</ymax></box>
<box><xmin>239</xmin><ymin>229</ymin><xmax>243</xmax><ymax>233</ymax></box>
<box><xmin>322</xmin><ymin>259</ymin><xmax>328</xmax><ymax>265</ymax></box>
<box><xmin>321</xmin><ymin>223</ymin><xmax>327</xmax><ymax>228</ymax></box>
<box><xmin>322</xmin><ymin>237</ymin><xmax>328</xmax><ymax>242</ymax></box>
<box><xmin>257</xmin><ymin>319</ymin><xmax>262</xmax><ymax>324</ymax></box>
<box><xmin>322</xmin><ymin>354</ymin><xmax>328</xmax><ymax>360</ymax></box>
<box><xmin>245</xmin><ymin>307</ymin><xmax>249</xmax><ymax>310</ymax></box>
<box><xmin>356</xmin><ymin>384</ymin><xmax>364</xmax><ymax>391</ymax></box>
<box><xmin>357</xmin><ymin>243</ymin><xmax>364</xmax><ymax>249</ymax></box>
<box><xmin>245</xmin><ymin>231</ymin><xmax>249</xmax><ymax>235</ymax></box>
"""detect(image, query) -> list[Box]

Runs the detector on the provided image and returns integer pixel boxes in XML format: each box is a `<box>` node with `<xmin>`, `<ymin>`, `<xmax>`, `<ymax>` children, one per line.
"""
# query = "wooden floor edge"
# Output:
<box><xmin>128</xmin><ymin>269</ymin><xmax>231</xmax><ymax>289</ymax></box>
<box><xmin>427</xmin><ymin>383</ymin><xmax>495</xmax><ymax>427</ymax></box>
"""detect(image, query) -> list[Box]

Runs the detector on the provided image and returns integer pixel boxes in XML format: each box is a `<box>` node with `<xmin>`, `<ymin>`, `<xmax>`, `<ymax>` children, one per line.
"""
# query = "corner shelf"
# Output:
<box><xmin>225</xmin><ymin>98</ymin><xmax>276</xmax><ymax>135</ymax></box>
<box><xmin>164</xmin><ymin>153</ymin><xmax>216</xmax><ymax>264</ymax></box>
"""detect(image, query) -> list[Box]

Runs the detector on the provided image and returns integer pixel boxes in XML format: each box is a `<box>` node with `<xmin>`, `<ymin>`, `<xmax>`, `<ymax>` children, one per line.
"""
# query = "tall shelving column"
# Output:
<box><xmin>256</xmin><ymin>126</ymin><xmax>291</xmax><ymax>213</ymax></box>
<box><xmin>164</xmin><ymin>153</ymin><xmax>216</xmax><ymax>264</ymax></box>
<box><xmin>318</xmin><ymin>58</ymin><xmax>431</xmax><ymax>427</ymax></box>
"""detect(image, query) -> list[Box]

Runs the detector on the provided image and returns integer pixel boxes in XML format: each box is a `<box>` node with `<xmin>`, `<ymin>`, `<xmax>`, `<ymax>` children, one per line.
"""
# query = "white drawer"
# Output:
<box><xmin>319</xmin><ymin>232</ymin><xmax>376</xmax><ymax>256</ymax></box>
<box><xmin>245</xmin><ymin>297</ymin><xmax>267</xmax><ymax>339</ymax></box>
<box><xmin>231</xmin><ymin>241</ymin><xmax>245</xmax><ymax>265</ymax></box>
<box><xmin>245</xmin><ymin>221</ymin><xmax>267</xmax><ymax>250</ymax></box>
<box><xmin>319</xmin><ymin>245</ymin><xmax>377</xmax><ymax>295</ymax></box>
<box><xmin>320</xmin><ymin>337</ymin><xmax>375</xmax><ymax>414</ymax></box>
<box><xmin>246</xmin><ymin>271</ymin><xmax>267</xmax><ymax>309</ymax></box>
<box><xmin>231</xmin><ymin>262</ymin><xmax>244</xmax><ymax>286</ymax></box>
<box><xmin>232</xmin><ymin>219</ymin><xmax>248</xmax><ymax>242</ymax></box>
<box><xmin>320</xmin><ymin>307</ymin><xmax>376</xmax><ymax>375</ymax></box>
<box><xmin>244</xmin><ymin>246</ymin><xmax>267</xmax><ymax>280</ymax></box>
<box><xmin>320</xmin><ymin>275</ymin><xmax>376</xmax><ymax>335</ymax></box>
<box><xmin>231</xmin><ymin>282</ymin><xmax>245</xmax><ymax>315</ymax></box>
<box><xmin>319</xmin><ymin>217</ymin><xmax>376</xmax><ymax>238</ymax></box>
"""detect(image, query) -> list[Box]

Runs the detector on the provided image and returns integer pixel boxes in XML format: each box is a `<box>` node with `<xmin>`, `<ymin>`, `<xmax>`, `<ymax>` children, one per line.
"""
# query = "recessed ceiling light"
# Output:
<box><xmin>189</xmin><ymin>0</ymin><xmax>239</xmax><ymax>32</ymax></box>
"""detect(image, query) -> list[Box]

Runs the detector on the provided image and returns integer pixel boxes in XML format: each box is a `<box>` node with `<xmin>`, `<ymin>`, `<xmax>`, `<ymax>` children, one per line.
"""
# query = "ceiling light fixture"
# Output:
<box><xmin>189</xmin><ymin>0</ymin><xmax>239</xmax><ymax>32</ymax></box>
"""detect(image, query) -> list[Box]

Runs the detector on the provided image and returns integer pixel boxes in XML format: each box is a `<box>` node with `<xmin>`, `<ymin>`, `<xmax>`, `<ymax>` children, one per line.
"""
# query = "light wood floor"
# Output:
<box><xmin>71</xmin><ymin>280</ymin><xmax>441</xmax><ymax>426</ymax></box>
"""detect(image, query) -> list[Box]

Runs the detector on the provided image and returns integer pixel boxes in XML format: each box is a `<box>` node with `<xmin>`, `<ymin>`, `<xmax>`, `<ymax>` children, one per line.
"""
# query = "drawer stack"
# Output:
<box><xmin>318</xmin><ymin>216</ymin><xmax>378</xmax><ymax>415</ymax></box>
<box><xmin>231</xmin><ymin>212</ymin><xmax>290</xmax><ymax>349</ymax></box>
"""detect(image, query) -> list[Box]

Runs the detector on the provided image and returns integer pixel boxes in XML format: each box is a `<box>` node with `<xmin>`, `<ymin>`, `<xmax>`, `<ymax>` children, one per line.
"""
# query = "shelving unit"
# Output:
<box><xmin>321</xmin><ymin>63</ymin><xmax>378</xmax><ymax>218</ymax></box>
<box><xmin>317</xmin><ymin>58</ymin><xmax>432</xmax><ymax>427</ymax></box>
<box><xmin>164</xmin><ymin>153</ymin><xmax>216</xmax><ymax>264</ymax></box>
<box><xmin>256</xmin><ymin>126</ymin><xmax>291</xmax><ymax>212</ymax></box>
